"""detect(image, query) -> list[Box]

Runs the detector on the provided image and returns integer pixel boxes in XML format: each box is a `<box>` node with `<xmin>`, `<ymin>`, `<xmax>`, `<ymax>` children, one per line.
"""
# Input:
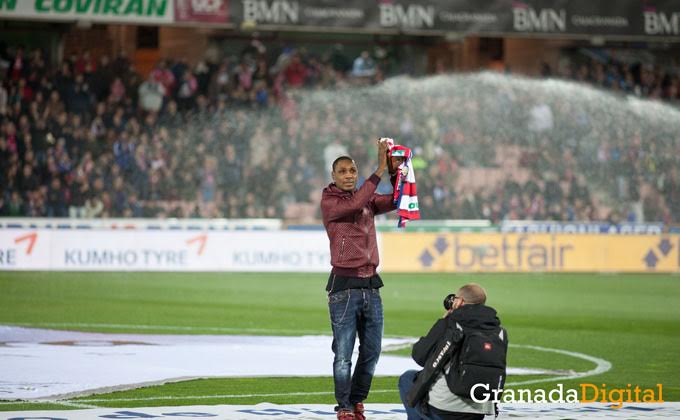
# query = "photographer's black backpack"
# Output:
<box><xmin>446</xmin><ymin>325</ymin><xmax>508</xmax><ymax>401</ymax></box>
<box><xmin>405</xmin><ymin>325</ymin><xmax>462</xmax><ymax>408</ymax></box>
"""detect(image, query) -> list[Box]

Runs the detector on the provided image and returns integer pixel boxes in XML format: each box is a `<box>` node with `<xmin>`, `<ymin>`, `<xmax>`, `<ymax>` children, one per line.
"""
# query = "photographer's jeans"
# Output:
<box><xmin>399</xmin><ymin>370</ymin><xmax>442</xmax><ymax>420</ymax></box>
<box><xmin>399</xmin><ymin>370</ymin><xmax>485</xmax><ymax>420</ymax></box>
<box><xmin>328</xmin><ymin>288</ymin><xmax>383</xmax><ymax>410</ymax></box>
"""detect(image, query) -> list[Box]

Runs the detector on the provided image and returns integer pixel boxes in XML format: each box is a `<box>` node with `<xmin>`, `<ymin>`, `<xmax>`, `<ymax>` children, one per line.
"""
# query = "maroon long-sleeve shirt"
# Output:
<box><xmin>321</xmin><ymin>174</ymin><xmax>397</xmax><ymax>282</ymax></box>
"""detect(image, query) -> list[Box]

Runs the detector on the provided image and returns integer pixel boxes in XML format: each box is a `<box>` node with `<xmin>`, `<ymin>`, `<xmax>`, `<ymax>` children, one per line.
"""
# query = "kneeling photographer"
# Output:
<box><xmin>398</xmin><ymin>283</ymin><xmax>508</xmax><ymax>420</ymax></box>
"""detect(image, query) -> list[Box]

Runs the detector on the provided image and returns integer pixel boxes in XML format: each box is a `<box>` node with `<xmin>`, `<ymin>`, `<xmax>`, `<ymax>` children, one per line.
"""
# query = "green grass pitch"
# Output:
<box><xmin>0</xmin><ymin>271</ymin><xmax>679</xmax><ymax>411</ymax></box>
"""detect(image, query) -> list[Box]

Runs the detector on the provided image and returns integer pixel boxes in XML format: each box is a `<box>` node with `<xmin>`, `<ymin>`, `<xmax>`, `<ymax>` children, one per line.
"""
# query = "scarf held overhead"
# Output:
<box><xmin>381</xmin><ymin>138</ymin><xmax>421</xmax><ymax>228</ymax></box>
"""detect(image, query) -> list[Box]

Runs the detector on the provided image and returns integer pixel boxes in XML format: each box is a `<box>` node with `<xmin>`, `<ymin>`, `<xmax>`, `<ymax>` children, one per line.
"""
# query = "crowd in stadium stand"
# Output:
<box><xmin>0</xmin><ymin>40</ymin><xmax>679</xmax><ymax>224</ymax></box>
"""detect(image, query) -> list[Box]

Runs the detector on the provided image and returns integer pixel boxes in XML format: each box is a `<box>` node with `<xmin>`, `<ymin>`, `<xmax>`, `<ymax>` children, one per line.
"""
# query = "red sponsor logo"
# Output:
<box><xmin>186</xmin><ymin>234</ymin><xmax>208</xmax><ymax>256</ymax></box>
<box><xmin>175</xmin><ymin>0</ymin><xmax>229</xmax><ymax>23</ymax></box>
<box><xmin>15</xmin><ymin>232</ymin><xmax>38</xmax><ymax>255</ymax></box>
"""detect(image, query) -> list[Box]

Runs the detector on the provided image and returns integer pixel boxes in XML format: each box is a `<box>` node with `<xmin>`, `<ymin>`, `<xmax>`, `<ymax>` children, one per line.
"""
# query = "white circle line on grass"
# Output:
<box><xmin>1</xmin><ymin>324</ymin><xmax>613</xmax><ymax>399</ymax></box>
<box><xmin>507</xmin><ymin>344</ymin><xmax>612</xmax><ymax>386</ymax></box>
<box><xmin>0</xmin><ymin>345</ymin><xmax>612</xmax><ymax>406</ymax></box>
<box><xmin>71</xmin><ymin>343</ymin><xmax>610</xmax><ymax>404</ymax></box>
<box><xmin>0</xmin><ymin>356</ymin><xmax>605</xmax><ymax>406</ymax></box>
<box><xmin>375</xmin><ymin>339</ymin><xmax>612</xmax><ymax>386</ymax></box>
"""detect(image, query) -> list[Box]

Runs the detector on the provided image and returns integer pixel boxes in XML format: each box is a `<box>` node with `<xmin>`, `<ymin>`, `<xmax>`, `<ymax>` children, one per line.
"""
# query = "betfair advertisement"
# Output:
<box><xmin>380</xmin><ymin>233</ymin><xmax>680</xmax><ymax>273</ymax></box>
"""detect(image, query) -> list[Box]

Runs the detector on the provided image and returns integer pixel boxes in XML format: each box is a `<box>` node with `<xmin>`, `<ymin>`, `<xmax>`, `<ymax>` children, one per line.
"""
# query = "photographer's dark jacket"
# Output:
<box><xmin>321</xmin><ymin>174</ymin><xmax>396</xmax><ymax>283</ymax></box>
<box><xmin>408</xmin><ymin>304</ymin><xmax>501</xmax><ymax>416</ymax></box>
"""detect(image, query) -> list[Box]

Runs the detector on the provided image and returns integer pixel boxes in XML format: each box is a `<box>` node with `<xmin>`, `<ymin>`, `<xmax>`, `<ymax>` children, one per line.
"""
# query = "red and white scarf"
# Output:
<box><xmin>382</xmin><ymin>138</ymin><xmax>421</xmax><ymax>228</ymax></box>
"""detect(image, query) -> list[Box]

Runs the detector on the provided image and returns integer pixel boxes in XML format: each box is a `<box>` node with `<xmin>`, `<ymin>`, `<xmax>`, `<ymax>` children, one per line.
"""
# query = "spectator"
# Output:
<box><xmin>109</xmin><ymin>77</ymin><xmax>126</xmax><ymax>103</ymax></box>
<box><xmin>65</xmin><ymin>73</ymin><xmax>93</xmax><ymax>115</ymax></box>
<box><xmin>284</xmin><ymin>53</ymin><xmax>307</xmax><ymax>88</ymax></box>
<box><xmin>91</xmin><ymin>55</ymin><xmax>112</xmax><ymax>100</ymax></box>
<box><xmin>0</xmin><ymin>81</ymin><xmax>8</xmax><ymax>115</ymax></box>
<box><xmin>0</xmin><ymin>41</ymin><xmax>678</xmax><ymax>224</ymax></box>
<box><xmin>46</xmin><ymin>177</ymin><xmax>67</xmax><ymax>217</ymax></box>
<box><xmin>200</xmin><ymin>156</ymin><xmax>218</xmax><ymax>204</ymax></box>
<box><xmin>75</xmin><ymin>50</ymin><xmax>96</xmax><ymax>76</ymax></box>
<box><xmin>176</xmin><ymin>69</ymin><xmax>198</xmax><ymax>111</ymax></box>
<box><xmin>328</xmin><ymin>43</ymin><xmax>351</xmax><ymax>74</ymax></box>
<box><xmin>662</xmin><ymin>167</ymin><xmax>680</xmax><ymax>222</ymax></box>
<box><xmin>9</xmin><ymin>46</ymin><xmax>26</xmax><ymax>81</ymax></box>
<box><xmin>69</xmin><ymin>171</ymin><xmax>89</xmax><ymax>218</ymax></box>
<box><xmin>3</xmin><ymin>191</ymin><xmax>24</xmax><ymax>216</ymax></box>
<box><xmin>138</xmin><ymin>73</ymin><xmax>165</xmax><ymax>113</ymax></box>
<box><xmin>111</xmin><ymin>176</ymin><xmax>128</xmax><ymax>216</ymax></box>
<box><xmin>351</xmin><ymin>51</ymin><xmax>376</xmax><ymax>78</ymax></box>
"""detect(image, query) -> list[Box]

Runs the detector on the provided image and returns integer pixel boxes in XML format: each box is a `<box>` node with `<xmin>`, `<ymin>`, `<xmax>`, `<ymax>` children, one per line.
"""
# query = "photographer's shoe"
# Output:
<box><xmin>336</xmin><ymin>409</ymin><xmax>355</xmax><ymax>420</ymax></box>
<box><xmin>353</xmin><ymin>402</ymin><xmax>366</xmax><ymax>420</ymax></box>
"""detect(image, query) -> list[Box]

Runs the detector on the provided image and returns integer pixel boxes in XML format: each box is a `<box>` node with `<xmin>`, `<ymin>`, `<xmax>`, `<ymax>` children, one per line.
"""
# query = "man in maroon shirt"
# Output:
<box><xmin>321</xmin><ymin>139</ymin><xmax>400</xmax><ymax>420</ymax></box>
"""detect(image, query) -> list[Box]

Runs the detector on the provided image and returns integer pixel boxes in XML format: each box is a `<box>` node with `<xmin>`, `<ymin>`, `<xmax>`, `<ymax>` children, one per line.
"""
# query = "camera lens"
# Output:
<box><xmin>443</xmin><ymin>294</ymin><xmax>455</xmax><ymax>310</ymax></box>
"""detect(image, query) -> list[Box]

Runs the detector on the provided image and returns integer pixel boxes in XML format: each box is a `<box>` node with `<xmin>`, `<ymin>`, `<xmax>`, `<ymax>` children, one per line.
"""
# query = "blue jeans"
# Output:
<box><xmin>328</xmin><ymin>288</ymin><xmax>383</xmax><ymax>410</ymax></box>
<box><xmin>399</xmin><ymin>370</ymin><xmax>443</xmax><ymax>420</ymax></box>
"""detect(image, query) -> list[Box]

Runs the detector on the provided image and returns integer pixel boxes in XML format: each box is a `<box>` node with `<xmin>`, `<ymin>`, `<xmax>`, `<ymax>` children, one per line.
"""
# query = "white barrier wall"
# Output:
<box><xmin>0</xmin><ymin>229</ymin><xmax>331</xmax><ymax>272</ymax></box>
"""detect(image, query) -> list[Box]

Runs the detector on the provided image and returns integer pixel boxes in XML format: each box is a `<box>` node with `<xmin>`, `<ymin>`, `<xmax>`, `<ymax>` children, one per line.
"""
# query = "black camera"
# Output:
<box><xmin>443</xmin><ymin>294</ymin><xmax>456</xmax><ymax>310</ymax></box>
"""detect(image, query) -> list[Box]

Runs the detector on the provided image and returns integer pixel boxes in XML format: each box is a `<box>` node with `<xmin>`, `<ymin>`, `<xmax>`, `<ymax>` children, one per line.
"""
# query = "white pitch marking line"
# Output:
<box><xmin>9</xmin><ymin>322</ymin><xmax>328</xmax><ymax>336</ymax></box>
<box><xmin>508</xmin><ymin>344</ymin><xmax>612</xmax><ymax>386</ymax></box>
<box><xmin>8</xmin><ymin>322</ymin><xmax>417</xmax><ymax>340</ymax></box>
<box><xmin>0</xmin><ymin>400</ymin><xmax>98</xmax><ymax>409</ymax></box>
<box><xmin>0</xmin><ymin>391</ymin><xmax>400</xmax><ymax>405</ymax></box>
<box><xmin>51</xmin><ymin>400</ymin><xmax>99</xmax><ymax>409</ymax></box>
<box><xmin>369</xmin><ymin>340</ymin><xmax>613</xmax><ymax>386</ymax></box>
<box><xmin>73</xmin><ymin>389</ymin><xmax>400</xmax><ymax>403</ymax></box>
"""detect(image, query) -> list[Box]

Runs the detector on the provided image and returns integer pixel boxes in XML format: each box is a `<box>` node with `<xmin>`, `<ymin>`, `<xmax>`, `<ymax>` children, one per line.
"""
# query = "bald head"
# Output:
<box><xmin>457</xmin><ymin>283</ymin><xmax>487</xmax><ymax>305</ymax></box>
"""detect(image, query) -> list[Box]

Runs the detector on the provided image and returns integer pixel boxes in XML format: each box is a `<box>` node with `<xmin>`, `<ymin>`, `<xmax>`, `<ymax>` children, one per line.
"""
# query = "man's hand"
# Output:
<box><xmin>374</xmin><ymin>139</ymin><xmax>389</xmax><ymax>177</ymax></box>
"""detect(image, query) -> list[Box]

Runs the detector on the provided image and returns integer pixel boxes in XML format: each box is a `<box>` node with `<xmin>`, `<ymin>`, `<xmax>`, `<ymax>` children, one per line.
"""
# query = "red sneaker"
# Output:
<box><xmin>354</xmin><ymin>402</ymin><xmax>366</xmax><ymax>420</ymax></box>
<box><xmin>336</xmin><ymin>409</ymin><xmax>355</xmax><ymax>420</ymax></box>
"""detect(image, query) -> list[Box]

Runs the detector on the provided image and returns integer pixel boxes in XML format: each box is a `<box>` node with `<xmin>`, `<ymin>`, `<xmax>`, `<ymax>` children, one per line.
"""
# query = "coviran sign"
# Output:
<box><xmin>380</xmin><ymin>233</ymin><xmax>680</xmax><ymax>273</ymax></box>
<box><xmin>0</xmin><ymin>0</ymin><xmax>173</xmax><ymax>24</ymax></box>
